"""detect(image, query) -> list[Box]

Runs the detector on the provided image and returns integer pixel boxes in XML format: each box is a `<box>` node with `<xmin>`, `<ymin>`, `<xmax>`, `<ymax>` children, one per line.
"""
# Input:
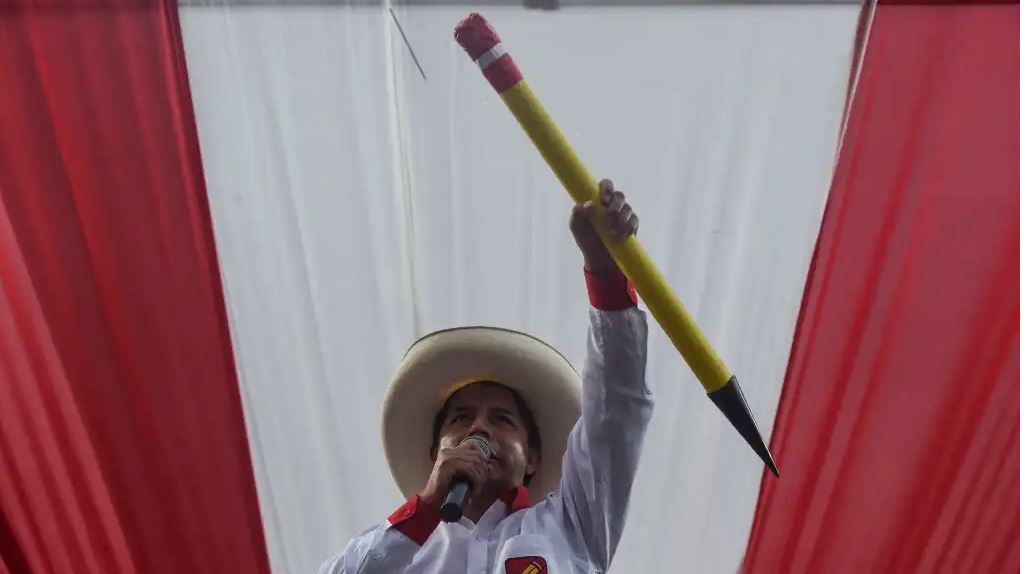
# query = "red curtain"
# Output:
<box><xmin>0</xmin><ymin>1</ymin><xmax>271</xmax><ymax>572</ymax></box>
<box><xmin>742</xmin><ymin>5</ymin><xmax>1018</xmax><ymax>573</ymax></box>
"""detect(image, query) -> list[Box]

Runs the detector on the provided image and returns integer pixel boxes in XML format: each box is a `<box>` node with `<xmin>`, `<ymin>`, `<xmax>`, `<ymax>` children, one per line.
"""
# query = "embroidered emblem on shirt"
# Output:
<box><xmin>505</xmin><ymin>556</ymin><xmax>547</xmax><ymax>574</ymax></box>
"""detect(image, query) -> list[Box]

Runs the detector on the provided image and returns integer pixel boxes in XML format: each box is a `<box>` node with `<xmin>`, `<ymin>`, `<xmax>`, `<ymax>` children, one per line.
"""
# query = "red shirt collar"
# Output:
<box><xmin>500</xmin><ymin>485</ymin><xmax>531</xmax><ymax>514</ymax></box>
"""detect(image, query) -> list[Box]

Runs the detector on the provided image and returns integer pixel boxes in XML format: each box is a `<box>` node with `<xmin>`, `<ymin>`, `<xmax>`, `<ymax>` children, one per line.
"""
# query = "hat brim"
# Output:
<box><xmin>382</xmin><ymin>326</ymin><xmax>581</xmax><ymax>505</ymax></box>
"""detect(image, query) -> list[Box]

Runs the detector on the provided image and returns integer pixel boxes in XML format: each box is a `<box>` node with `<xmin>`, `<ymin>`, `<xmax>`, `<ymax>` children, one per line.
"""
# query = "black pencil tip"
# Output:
<box><xmin>707</xmin><ymin>376</ymin><xmax>780</xmax><ymax>477</ymax></box>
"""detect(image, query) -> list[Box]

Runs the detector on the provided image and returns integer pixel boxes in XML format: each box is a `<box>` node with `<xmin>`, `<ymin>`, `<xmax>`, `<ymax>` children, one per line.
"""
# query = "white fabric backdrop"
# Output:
<box><xmin>180</xmin><ymin>5</ymin><xmax>858</xmax><ymax>572</ymax></box>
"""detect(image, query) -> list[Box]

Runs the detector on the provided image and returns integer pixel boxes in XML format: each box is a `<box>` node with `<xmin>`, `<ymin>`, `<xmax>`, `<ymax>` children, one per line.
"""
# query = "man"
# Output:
<box><xmin>320</xmin><ymin>180</ymin><xmax>651</xmax><ymax>574</ymax></box>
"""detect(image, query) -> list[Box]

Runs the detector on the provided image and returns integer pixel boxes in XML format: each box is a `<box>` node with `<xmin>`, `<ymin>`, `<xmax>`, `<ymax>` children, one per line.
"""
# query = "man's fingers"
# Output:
<box><xmin>474</xmin><ymin>463</ymin><xmax>488</xmax><ymax>485</ymax></box>
<box><xmin>454</xmin><ymin>444</ymin><xmax>491</xmax><ymax>464</ymax></box>
<box><xmin>614</xmin><ymin>203</ymin><xmax>633</xmax><ymax>227</ymax></box>
<box><xmin>456</xmin><ymin>458</ymin><xmax>485</xmax><ymax>475</ymax></box>
<box><xmin>454</xmin><ymin>442</ymin><xmax>490</xmax><ymax>460</ymax></box>
<box><xmin>599</xmin><ymin>179</ymin><xmax>615</xmax><ymax>205</ymax></box>
<box><xmin>442</xmin><ymin>444</ymin><xmax>476</xmax><ymax>458</ymax></box>
<box><xmin>448</xmin><ymin>458</ymin><xmax>487</xmax><ymax>485</ymax></box>
<box><xmin>605</xmin><ymin>195</ymin><xmax>628</xmax><ymax>231</ymax></box>
<box><xmin>574</xmin><ymin>201</ymin><xmax>597</xmax><ymax>219</ymax></box>
<box><xmin>606</xmin><ymin>191</ymin><xmax>626</xmax><ymax>216</ymax></box>
<box><xmin>455</xmin><ymin>459</ymin><xmax>489</xmax><ymax>491</ymax></box>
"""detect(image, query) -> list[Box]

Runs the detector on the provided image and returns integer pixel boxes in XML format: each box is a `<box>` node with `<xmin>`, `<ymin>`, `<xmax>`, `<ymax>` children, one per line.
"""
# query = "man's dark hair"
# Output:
<box><xmin>430</xmin><ymin>381</ymin><xmax>542</xmax><ymax>485</ymax></box>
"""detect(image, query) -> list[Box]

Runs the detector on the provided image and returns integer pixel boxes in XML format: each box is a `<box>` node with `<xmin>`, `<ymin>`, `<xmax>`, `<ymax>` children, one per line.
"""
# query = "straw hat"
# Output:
<box><xmin>382</xmin><ymin>326</ymin><xmax>581</xmax><ymax>504</ymax></box>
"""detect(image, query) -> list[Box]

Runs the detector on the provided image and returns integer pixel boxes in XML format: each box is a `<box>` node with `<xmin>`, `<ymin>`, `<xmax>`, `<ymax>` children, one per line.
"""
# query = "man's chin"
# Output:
<box><xmin>481</xmin><ymin>476</ymin><xmax>516</xmax><ymax>495</ymax></box>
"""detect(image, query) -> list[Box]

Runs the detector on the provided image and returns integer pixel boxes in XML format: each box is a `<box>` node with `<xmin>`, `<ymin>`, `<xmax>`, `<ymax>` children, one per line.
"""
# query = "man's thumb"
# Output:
<box><xmin>571</xmin><ymin>201</ymin><xmax>596</xmax><ymax>224</ymax></box>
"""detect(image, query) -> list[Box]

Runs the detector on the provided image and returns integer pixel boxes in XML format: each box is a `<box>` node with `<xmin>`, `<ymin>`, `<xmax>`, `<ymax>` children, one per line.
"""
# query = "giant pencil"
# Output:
<box><xmin>454</xmin><ymin>13</ymin><xmax>779</xmax><ymax>476</ymax></box>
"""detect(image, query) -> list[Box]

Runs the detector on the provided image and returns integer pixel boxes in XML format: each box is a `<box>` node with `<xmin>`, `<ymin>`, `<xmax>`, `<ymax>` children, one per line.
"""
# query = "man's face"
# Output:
<box><xmin>434</xmin><ymin>382</ymin><xmax>540</xmax><ymax>491</ymax></box>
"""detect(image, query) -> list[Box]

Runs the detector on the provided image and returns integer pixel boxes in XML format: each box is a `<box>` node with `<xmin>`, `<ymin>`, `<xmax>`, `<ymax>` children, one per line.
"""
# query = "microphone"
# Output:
<box><xmin>440</xmin><ymin>433</ymin><xmax>493</xmax><ymax>523</ymax></box>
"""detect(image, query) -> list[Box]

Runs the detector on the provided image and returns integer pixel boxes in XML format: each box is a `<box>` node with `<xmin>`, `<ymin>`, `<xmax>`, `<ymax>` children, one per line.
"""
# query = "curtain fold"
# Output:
<box><xmin>0</xmin><ymin>1</ymin><xmax>271</xmax><ymax>572</ymax></box>
<box><xmin>742</xmin><ymin>6</ymin><xmax>1018</xmax><ymax>573</ymax></box>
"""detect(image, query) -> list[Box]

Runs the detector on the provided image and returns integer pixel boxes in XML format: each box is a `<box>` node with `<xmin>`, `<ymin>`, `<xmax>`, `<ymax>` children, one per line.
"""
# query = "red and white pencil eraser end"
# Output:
<box><xmin>454</xmin><ymin>12</ymin><xmax>501</xmax><ymax>60</ymax></box>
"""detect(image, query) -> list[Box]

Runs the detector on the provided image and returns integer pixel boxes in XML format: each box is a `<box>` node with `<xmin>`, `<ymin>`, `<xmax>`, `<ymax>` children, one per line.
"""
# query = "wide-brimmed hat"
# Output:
<box><xmin>382</xmin><ymin>326</ymin><xmax>581</xmax><ymax>504</ymax></box>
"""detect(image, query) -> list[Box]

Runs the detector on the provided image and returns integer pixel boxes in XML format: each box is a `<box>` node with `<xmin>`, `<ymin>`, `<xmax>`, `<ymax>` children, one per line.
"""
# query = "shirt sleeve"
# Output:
<box><xmin>317</xmin><ymin>495</ymin><xmax>440</xmax><ymax>573</ymax></box>
<box><xmin>557</xmin><ymin>305</ymin><xmax>653</xmax><ymax>571</ymax></box>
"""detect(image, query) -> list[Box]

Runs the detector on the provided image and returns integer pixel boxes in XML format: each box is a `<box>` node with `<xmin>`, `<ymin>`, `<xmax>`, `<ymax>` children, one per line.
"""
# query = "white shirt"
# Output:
<box><xmin>320</xmin><ymin>307</ymin><xmax>652</xmax><ymax>574</ymax></box>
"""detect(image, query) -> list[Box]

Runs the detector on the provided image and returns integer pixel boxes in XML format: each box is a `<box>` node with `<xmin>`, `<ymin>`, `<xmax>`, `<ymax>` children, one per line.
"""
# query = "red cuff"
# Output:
<box><xmin>584</xmin><ymin>268</ymin><xmax>638</xmax><ymax>310</ymax></box>
<box><xmin>388</xmin><ymin>494</ymin><xmax>441</xmax><ymax>545</ymax></box>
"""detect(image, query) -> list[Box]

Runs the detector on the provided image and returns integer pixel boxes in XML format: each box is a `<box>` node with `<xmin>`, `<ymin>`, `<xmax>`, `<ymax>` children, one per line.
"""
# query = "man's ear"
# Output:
<box><xmin>525</xmin><ymin>447</ymin><xmax>541</xmax><ymax>478</ymax></box>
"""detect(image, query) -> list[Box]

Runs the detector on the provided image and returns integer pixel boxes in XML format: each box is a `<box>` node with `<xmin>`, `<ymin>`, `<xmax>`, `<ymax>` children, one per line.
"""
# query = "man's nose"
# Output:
<box><xmin>468</xmin><ymin>415</ymin><xmax>492</xmax><ymax>440</ymax></box>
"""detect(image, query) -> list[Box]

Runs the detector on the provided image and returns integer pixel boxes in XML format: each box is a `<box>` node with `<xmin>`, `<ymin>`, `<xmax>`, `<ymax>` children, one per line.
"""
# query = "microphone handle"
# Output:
<box><xmin>440</xmin><ymin>477</ymin><xmax>472</xmax><ymax>523</ymax></box>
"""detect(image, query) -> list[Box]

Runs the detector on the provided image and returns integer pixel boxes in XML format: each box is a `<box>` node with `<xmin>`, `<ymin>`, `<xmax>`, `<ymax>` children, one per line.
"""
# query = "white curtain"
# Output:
<box><xmin>179</xmin><ymin>4</ymin><xmax>859</xmax><ymax>572</ymax></box>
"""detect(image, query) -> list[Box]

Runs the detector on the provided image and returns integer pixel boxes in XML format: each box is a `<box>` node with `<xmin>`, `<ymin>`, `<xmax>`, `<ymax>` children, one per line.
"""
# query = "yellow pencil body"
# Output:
<box><xmin>501</xmin><ymin>82</ymin><xmax>732</xmax><ymax>393</ymax></box>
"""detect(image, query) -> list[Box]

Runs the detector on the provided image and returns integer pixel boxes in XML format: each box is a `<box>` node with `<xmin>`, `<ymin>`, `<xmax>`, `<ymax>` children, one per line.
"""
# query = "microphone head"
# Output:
<box><xmin>462</xmin><ymin>433</ymin><xmax>494</xmax><ymax>459</ymax></box>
